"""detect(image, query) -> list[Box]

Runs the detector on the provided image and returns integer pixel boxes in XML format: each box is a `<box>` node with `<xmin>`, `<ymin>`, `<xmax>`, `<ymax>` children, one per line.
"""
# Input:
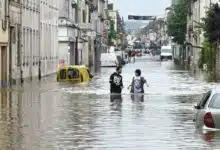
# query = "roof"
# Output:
<box><xmin>58</xmin><ymin>65</ymin><xmax>88</xmax><ymax>69</ymax></box>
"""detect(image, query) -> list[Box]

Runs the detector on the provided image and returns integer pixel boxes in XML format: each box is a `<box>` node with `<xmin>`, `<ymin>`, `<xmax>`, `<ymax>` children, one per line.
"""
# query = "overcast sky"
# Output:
<box><xmin>108</xmin><ymin>0</ymin><xmax>171</xmax><ymax>20</ymax></box>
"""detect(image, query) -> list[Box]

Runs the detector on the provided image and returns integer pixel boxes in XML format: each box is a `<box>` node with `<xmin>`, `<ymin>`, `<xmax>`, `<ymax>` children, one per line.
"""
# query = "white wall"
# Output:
<box><xmin>58</xmin><ymin>42</ymin><xmax>69</xmax><ymax>65</ymax></box>
<box><xmin>22</xmin><ymin>0</ymin><xmax>40</xmax><ymax>79</ymax></box>
<box><xmin>40</xmin><ymin>0</ymin><xmax>59</xmax><ymax>76</ymax></box>
<box><xmin>58</xmin><ymin>0</ymin><xmax>76</xmax><ymax>66</ymax></box>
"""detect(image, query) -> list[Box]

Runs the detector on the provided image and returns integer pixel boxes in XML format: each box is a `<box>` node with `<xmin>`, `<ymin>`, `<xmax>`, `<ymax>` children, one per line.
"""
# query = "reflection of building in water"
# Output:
<box><xmin>0</xmin><ymin>91</ymin><xmax>23</xmax><ymax>149</ymax></box>
<box><xmin>64</xmin><ymin>94</ymin><xmax>100</xmax><ymax>148</ymax></box>
<box><xmin>0</xmin><ymin>89</ymin><xmax>7</xmax><ymax>108</ymax></box>
<box><xmin>0</xmin><ymin>89</ymin><xmax>9</xmax><ymax>149</ymax></box>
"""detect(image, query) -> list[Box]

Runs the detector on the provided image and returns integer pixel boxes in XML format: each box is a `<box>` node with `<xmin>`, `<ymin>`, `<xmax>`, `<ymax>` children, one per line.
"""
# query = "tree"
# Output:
<box><xmin>166</xmin><ymin>0</ymin><xmax>187</xmax><ymax>45</ymax></box>
<box><xmin>201</xmin><ymin>3</ymin><xmax>220</xmax><ymax>44</ymax></box>
<box><xmin>194</xmin><ymin>3</ymin><xmax>220</xmax><ymax>80</ymax></box>
<box><xmin>108</xmin><ymin>20</ymin><xmax>117</xmax><ymax>45</ymax></box>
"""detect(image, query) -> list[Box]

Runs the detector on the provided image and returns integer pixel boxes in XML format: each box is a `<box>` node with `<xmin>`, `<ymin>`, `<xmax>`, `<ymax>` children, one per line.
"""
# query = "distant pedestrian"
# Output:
<box><xmin>131</xmin><ymin>50</ymin><xmax>136</xmax><ymax>63</ymax></box>
<box><xmin>128</xmin><ymin>50</ymin><xmax>132</xmax><ymax>62</ymax></box>
<box><xmin>128</xmin><ymin>69</ymin><xmax>149</xmax><ymax>102</ymax></box>
<box><xmin>109</xmin><ymin>66</ymin><xmax>123</xmax><ymax>102</ymax></box>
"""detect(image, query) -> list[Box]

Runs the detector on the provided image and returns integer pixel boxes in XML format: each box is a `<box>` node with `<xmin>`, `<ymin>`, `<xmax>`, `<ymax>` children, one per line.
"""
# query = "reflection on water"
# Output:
<box><xmin>1</xmin><ymin>56</ymin><xmax>220</xmax><ymax>149</ymax></box>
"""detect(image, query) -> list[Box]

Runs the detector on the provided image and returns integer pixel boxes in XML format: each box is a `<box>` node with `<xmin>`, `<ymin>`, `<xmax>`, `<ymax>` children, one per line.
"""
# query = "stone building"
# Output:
<box><xmin>9</xmin><ymin>0</ymin><xmax>22</xmax><ymax>85</ymax></box>
<box><xmin>0</xmin><ymin>0</ymin><xmax>9</xmax><ymax>86</ymax></box>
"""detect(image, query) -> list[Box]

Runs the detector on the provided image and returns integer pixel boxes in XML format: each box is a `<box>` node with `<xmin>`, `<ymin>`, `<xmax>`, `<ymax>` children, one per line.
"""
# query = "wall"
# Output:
<box><xmin>40</xmin><ymin>0</ymin><xmax>59</xmax><ymax>76</ymax></box>
<box><xmin>9</xmin><ymin>1</ymin><xmax>22</xmax><ymax>85</ymax></box>
<box><xmin>0</xmin><ymin>0</ymin><xmax>8</xmax><ymax>43</ymax></box>
<box><xmin>22</xmin><ymin>0</ymin><xmax>40</xmax><ymax>79</ymax></box>
<box><xmin>58</xmin><ymin>42</ymin><xmax>69</xmax><ymax>64</ymax></box>
<box><xmin>0</xmin><ymin>0</ymin><xmax>9</xmax><ymax>86</ymax></box>
<box><xmin>58</xmin><ymin>0</ymin><xmax>76</xmax><ymax>66</ymax></box>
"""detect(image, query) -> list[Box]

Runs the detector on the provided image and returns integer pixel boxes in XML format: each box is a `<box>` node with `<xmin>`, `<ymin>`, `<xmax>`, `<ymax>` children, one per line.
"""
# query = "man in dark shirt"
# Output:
<box><xmin>109</xmin><ymin>66</ymin><xmax>123</xmax><ymax>93</ymax></box>
<box><xmin>109</xmin><ymin>66</ymin><xmax>123</xmax><ymax>101</ymax></box>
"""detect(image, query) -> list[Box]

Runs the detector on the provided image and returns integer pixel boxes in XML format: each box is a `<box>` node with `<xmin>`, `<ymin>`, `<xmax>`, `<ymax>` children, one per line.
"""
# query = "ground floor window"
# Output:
<box><xmin>60</xmin><ymin>69</ymin><xmax>66</xmax><ymax>79</ymax></box>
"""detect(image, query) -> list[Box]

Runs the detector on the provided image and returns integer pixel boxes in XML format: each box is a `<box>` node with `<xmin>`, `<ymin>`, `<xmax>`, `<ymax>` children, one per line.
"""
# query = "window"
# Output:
<box><xmin>82</xmin><ymin>10</ymin><xmax>86</xmax><ymax>23</ymax></box>
<box><xmin>60</xmin><ymin>69</ymin><xmax>66</xmax><ymax>79</ymax></box>
<box><xmin>209</xmin><ymin>93</ymin><xmax>220</xmax><ymax>108</ymax></box>
<box><xmin>67</xmin><ymin>68</ymin><xmax>79</xmax><ymax>79</ymax></box>
<box><xmin>198</xmin><ymin>90</ymin><xmax>212</xmax><ymax>108</ymax></box>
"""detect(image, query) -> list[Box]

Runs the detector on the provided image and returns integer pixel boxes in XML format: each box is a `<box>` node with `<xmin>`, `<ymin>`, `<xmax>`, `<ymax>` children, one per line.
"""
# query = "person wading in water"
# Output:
<box><xmin>109</xmin><ymin>66</ymin><xmax>123</xmax><ymax>102</ymax></box>
<box><xmin>128</xmin><ymin>69</ymin><xmax>149</xmax><ymax>102</ymax></box>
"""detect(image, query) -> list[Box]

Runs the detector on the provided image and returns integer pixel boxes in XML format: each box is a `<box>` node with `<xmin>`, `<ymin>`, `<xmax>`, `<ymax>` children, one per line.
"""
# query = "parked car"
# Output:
<box><xmin>101</xmin><ymin>53</ymin><xmax>119</xmax><ymax>67</ymax></box>
<box><xmin>144</xmin><ymin>49</ymin><xmax>150</xmax><ymax>54</ymax></box>
<box><xmin>194</xmin><ymin>89</ymin><xmax>220</xmax><ymax>130</ymax></box>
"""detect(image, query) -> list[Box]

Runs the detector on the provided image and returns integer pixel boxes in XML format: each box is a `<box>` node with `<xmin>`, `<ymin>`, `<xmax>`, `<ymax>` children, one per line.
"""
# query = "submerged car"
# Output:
<box><xmin>57</xmin><ymin>65</ymin><xmax>93</xmax><ymax>83</ymax></box>
<box><xmin>194</xmin><ymin>89</ymin><xmax>220</xmax><ymax>130</ymax></box>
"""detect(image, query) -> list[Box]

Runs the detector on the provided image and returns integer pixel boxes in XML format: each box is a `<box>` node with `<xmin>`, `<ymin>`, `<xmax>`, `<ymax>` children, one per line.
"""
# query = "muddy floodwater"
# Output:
<box><xmin>1</xmin><ymin>56</ymin><xmax>220</xmax><ymax>150</ymax></box>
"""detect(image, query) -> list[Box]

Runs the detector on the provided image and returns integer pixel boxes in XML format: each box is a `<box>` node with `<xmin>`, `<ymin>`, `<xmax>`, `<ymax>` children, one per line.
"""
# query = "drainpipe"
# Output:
<box><xmin>38</xmin><ymin>1</ymin><xmax>41</xmax><ymax>80</ymax></box>
<box><xmin>19</xmin><ymin>1</ymin><xmax>24</xmax><ymax>84</ymax></box>
<box><xmin>75</xmin><ymin>1</ymin><xmax>79</xmax><ymax>65</ymax></box>
<box><xmin>3</xmin><ymin>0</ymin><xmax>8</xmax><ymax>31</ymax></box>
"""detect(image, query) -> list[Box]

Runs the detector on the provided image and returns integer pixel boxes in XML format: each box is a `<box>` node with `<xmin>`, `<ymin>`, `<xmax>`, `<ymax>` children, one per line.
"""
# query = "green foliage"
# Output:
<box><xmin>166</xmin><ymin>0</ymin><xmax>187</xmax><ymax>45</ymax></box>
<box><xmin>201</xmin><ymin>3</ymin><xmax>220</xmax><ymax>44</ymax></box>
<box><xmin>108</xmin><ymin>20</ymin><xmax>118</xmax><ymax>44</ymax></box>
<box><xmin>198</xmin><ymin>39</ymin><xmax>212</xmax><ymax>71</ymax></box>
<box><xmin>196</xmin><ymin>3</ymin><xmax>220</xmax><ymax>77</ymax></box>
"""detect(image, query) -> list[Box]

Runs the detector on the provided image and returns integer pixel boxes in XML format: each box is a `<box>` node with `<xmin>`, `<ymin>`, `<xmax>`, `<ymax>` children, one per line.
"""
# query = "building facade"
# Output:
<box><xmin>22</xmin><ymin>0</ymin><xmax>40</xmax><ymax>80</ymax></box>
<box><xmin>0</xmin><ymin>0</ymin><xmax>9</xmax><ymax>87</ymax></box>
<box><xmin>20</xmin><ymin>0</ymin><xmax>59</xmax><ymax>80</ymax></box>
<box><xmin>9</xmin><ymin>0</ymin><xmax>22</xmax><ymax>85</ymax></box>
<box><xmin>88</xmin><ymin>0</ymin><xmax>108</xmax><ymax>70</ymax></box>
<box><xmin>78</xmin><ymin>0</ymin><xmax>90</xmax><ymax>66</ymax></box>
<box><xmin>185</xmin><ymin>0</ymin><xmax>218</xmax><ymax>70</ymax></box>
<box><xmin>58</xmin><ymin>0</ymin><xmax>77</xmax><ymax>66</ymax></box>
<box><xmin>40</xmin><ymin>0</ymin><xmax>59</xmax><ymax>77</ymax></box>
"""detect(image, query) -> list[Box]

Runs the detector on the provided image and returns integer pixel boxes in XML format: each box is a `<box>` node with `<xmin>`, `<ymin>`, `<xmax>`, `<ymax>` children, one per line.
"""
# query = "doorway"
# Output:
<box><xmin>1</xmin><ymin>46</ymin><xmax>7</xmax><ymax>87</ymax></box>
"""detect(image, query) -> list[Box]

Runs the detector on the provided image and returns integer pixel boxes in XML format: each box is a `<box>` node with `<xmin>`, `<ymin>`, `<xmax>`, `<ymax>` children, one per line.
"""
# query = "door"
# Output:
<box><xmin>1</xmin><ymin>46</ymin><xmax>7</xmax><ymax>87</ymax></box>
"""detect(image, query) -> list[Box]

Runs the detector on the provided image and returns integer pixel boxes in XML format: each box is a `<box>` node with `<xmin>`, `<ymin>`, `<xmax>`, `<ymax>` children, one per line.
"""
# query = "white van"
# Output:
<box><xmin>160</xmin><ymin>45</ymin><xmax>172</xmax><ymax>60</ymax></box>
<box><xmin>101</xmin><ymin>53</ymin><xmax>119</xmax><ymax>67</ymax></box>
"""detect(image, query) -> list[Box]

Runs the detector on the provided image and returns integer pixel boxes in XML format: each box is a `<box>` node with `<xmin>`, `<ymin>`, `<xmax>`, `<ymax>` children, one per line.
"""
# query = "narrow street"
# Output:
<box><xmin>0</xmin><ymin>56</ymin><xmax>220</xmax><ymax>149</ymax></box>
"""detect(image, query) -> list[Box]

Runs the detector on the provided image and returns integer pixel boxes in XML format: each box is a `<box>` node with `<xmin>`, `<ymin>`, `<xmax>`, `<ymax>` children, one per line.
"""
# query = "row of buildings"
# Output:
<box><xmin>170</xmin><ymin>0</ymin><xmax>220</xmax><ymax>72</ymax></box>
<box><xmin>0</xmin><ymin>0</ymin><xmax>125</xmax><ymax>86</ymax></box>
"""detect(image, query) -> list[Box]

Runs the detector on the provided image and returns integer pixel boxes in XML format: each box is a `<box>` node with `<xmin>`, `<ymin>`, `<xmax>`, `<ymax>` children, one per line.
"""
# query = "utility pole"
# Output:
<box><xmin>75</xmin><ymin>0</ymin><xmax>79</xmax><ymax>65</ymax></box>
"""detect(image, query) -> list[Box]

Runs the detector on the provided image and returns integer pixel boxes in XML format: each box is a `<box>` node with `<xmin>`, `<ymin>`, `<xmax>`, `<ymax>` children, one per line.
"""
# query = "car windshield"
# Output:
<box><xmin>161</xmin><ymin>49</ymin><xmax>171</xmax><ymax>53</ymax></box>
<box><xmin>67</xmin><ymin>68</ymin><xmax>79</xmax><ymax>79</ymax></box>
<box><xmin>209</xmin><ymin>93</ymin><xmax>220</xmax><ymax>108</ymax></box>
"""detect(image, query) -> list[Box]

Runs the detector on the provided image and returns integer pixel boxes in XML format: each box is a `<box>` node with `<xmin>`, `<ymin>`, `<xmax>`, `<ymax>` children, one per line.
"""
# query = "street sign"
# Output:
<box><xmin>104</xmin><ymin>20</ymin><xmax>110</xmax><ymax>29</ymax></box>
<box><xmin>128</xmin><ymin>15</ymin><xmax>156</xmax><ymax>20</ymax></box>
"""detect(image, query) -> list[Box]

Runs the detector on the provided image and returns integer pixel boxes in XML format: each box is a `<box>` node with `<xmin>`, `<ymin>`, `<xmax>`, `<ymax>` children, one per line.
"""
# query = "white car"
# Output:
<box><xmin>194</xmin><ymin>88</ymin><xmax>220</xmax><ymax>130</ymax></box>
<box><xmin>101</xmin><ymin>53</ymin><xmax>119</xmax><ymax>67</ymax></box>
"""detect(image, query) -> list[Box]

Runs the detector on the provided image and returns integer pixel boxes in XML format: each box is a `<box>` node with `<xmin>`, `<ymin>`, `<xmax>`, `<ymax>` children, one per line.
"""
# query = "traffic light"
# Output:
<box><xmin>128</xmin><ymin>15</ymin><xmax>155</xmax><ymax>20</ymax></box>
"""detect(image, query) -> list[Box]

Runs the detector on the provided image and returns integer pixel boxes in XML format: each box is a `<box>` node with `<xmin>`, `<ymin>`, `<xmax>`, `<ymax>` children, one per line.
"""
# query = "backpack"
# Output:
<box><xmin>134</xmin><ymin>78</ymin><xmax>141</xmax><ymax>89</ymax></box>
<box><xmin>131</xmin><ymin>77</ymin><xmax>144</xmax><ymax>93</ymax></box>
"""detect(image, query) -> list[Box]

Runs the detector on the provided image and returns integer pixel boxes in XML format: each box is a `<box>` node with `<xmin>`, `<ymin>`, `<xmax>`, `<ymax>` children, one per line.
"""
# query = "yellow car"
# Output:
<box><xmin>57</xmin><ymin>65</ymin><xmax>93</xmax><ymax>83</ymax></box>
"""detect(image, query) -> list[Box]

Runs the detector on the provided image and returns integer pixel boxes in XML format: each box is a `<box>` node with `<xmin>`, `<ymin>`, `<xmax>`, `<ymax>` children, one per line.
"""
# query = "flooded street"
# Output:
<box><xmin>1</xmin><ymin>55</ymin><xmax>220</xmax><ymax>149</ymax></box>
